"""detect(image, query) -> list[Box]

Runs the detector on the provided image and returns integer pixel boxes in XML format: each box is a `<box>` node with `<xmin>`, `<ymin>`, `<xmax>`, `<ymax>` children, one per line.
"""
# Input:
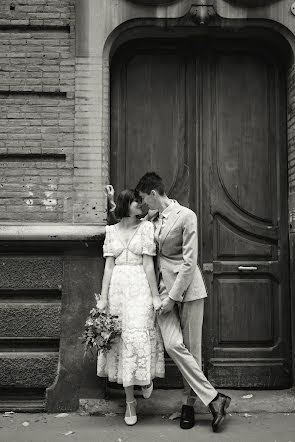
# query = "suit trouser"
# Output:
<box><xmin>157</xmin><ymin>279</ymin><xmax>217</xmax><ymax>407</ymax></box>
<box><xmin>179</xmin><ymin>299</ymin><xmax>204</xmax><ymax>405</ymax></box>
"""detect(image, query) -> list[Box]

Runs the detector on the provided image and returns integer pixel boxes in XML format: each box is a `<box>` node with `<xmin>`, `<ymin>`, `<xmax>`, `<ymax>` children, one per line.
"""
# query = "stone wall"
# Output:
<box><xmin>288</xmin><ymin>59</ymin><xmax>295</xmax><ymax>384</ymax></box>
<box><xmin>288</xmin><ymin>62</ymin><xmax>295</xmax><ymax>230</ymax></box>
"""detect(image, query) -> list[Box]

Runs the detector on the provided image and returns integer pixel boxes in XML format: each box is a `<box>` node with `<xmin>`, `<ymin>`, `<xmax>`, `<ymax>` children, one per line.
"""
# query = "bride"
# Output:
<box><xmin>96</xmin><ymin>189</ymin><xmax>165</xmax><ymax>425</ymax></box>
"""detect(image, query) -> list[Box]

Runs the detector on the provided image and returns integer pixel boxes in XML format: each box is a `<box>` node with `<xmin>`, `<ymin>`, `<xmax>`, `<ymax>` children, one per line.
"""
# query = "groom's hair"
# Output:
<box><xmin>135</xmin><ymin>172</ymin><xmax>165</xmax><ymax>196</ymax></box>
<box><xmin>115</xmin><ymin>189</ymin><xmax>136</xmax><ymax>219</ymax></box>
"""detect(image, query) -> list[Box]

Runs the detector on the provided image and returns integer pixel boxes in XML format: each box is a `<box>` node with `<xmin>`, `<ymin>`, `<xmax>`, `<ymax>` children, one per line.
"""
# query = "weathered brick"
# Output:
<box><xmin>0</xmin><ymin>0</ymin><xmax>75</xmax><ymax>222</ymax></box>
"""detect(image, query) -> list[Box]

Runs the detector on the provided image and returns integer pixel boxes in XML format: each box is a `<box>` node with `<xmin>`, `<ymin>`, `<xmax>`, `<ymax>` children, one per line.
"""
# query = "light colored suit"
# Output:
<box><xmin>149</xmin><ymin>201</ymin><xmax>217</xmax><ymax>407</ymax></box>
<box><xmin>154</xmin><ymin>201</ymin><xmax>207</xmax><ymax>302</ymax></box>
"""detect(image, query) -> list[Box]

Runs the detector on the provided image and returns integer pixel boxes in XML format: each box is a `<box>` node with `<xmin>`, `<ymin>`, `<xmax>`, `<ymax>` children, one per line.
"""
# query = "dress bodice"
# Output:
<box><xmin>103</xmin><ymin>221</ymin><xmax>156</xmax><ymax>266</ymax></box>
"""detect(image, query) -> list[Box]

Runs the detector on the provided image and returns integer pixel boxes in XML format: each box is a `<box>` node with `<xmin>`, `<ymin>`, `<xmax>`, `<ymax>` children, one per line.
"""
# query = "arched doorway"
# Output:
<box><xmin>110</xmin><ymin>35</ymin><xmax>291</xmax><ymax>388</ymax></box>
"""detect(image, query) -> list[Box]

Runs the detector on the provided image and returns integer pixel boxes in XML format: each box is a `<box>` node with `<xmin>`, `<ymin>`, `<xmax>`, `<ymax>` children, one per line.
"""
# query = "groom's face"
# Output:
<box><xmin>139</xmin><ymin>191</ymin><xmax>157</xmax><ymax>210</ymax></box>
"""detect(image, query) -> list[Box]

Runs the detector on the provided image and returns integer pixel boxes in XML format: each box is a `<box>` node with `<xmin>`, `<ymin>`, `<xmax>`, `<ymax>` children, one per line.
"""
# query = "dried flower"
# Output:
<box><xmin>81</xmin><ymin>295</ymin><xmax>121</xmax><ymax>357</ymax></box>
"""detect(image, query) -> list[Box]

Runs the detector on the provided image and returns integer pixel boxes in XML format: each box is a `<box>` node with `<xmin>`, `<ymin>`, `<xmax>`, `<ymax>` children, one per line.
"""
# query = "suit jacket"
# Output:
<box><xmin>148</xmin><ymin>201</ymin><xmax>207</xmax><ymax>303</ymax></box>
<box><xmin>108</xmin><ymin>200</ymin><xmax>207</xmax><ymax>302</ymax></box>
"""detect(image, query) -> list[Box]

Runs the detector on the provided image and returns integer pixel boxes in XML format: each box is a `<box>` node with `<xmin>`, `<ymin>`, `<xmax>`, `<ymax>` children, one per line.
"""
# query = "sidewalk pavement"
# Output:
<box><xmin>1</xmin><ymin>389</ymin><xmax>295</xmax><ymax>442</ymax></box>
<box><xmin>1</xmin><ymin>411</ymin><xmax>295</xmax><ymax>442</ymax></box>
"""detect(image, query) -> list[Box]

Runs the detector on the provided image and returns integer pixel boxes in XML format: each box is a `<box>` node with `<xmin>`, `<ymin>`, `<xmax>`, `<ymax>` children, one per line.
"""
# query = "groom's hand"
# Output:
<box><xmin>105</xmin><ymin>185</ymin><xmax>115</xmax><ymax>203</ymax></box>
<box><xmin>105</xmin><ymin>185</ymin><xmax>116</xmax><ymax>212</ymax></box>
<box><xmin>160</xmin><ymin>296</ymin><xmax>175</xmax><ymax>314</ymax></box>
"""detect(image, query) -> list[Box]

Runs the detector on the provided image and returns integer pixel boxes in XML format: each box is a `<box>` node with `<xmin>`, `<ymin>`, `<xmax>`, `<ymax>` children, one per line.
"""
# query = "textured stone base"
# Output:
<box><xmin>79</xmin><ymin>388</ymin><xmax>295</xmax><ymax>416</ymax></box>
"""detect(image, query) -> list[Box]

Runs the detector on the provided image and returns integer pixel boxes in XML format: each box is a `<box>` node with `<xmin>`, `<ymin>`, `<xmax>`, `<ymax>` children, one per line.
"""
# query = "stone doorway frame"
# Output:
<box><xmin>47</xmin><ymin>0</ymin><xmax>295</xmax><ymax>411</ymax></box>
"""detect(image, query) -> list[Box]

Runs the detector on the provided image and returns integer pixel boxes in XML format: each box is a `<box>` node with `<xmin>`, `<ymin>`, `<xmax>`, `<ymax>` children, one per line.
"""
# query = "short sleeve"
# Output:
<box><xmin>141</xmin><ymin>221</ymin><xmax>156</xmax><ymax>256</ymax></box>
<box><xmin>103</xmin><ymin>226</ymin><xmax>114</xmax><ymax>257</ymax></box>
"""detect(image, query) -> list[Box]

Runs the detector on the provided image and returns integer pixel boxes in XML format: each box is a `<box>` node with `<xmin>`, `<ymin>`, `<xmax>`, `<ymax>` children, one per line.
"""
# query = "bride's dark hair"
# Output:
<box><xmin>115</xmin><ymin>189</ymin><xmax>136</xmax><ymax>219</ymax></box>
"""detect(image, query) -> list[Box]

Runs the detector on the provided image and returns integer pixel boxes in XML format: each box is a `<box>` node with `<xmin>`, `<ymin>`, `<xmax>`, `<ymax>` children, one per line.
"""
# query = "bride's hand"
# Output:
<box><xmin>153</xmin><ymin>297</ymin><xmax>162</xmax><ymax>313</ymax></box>
<box><xmin>95</xmin><ymin>293</ymin><xmax>107</xmax><ymax>312</ymax></box>
<box><xmin>96</xmin><ymin>298</ymin><xmax>107</xmax><ymax>312</ymax></box>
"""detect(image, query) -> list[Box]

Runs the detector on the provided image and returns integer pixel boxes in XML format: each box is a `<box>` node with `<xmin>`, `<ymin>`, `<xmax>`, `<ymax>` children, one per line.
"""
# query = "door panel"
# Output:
<box><xmin>216</xmin><ymin>55</ymin><xmax>272</xmax><ymax>221</ymax></box>
<box><xmin>125</xmin><ymin>54</ymin><xmax>183</xmax><ymax>189</ymax></box>
<box><xmin>218</xmin><ymin>277</ymin><xmax>274</xmax><ymax>343</ymax></box>
<box><xmin>111</xmin><ymin>45</ymin><xmax>191</xmax><ymax>208</ymax></box>
<box><xmin>202</xmin><ymin>47</ymin><xmax>290</xmax><ymax>388</ymax></box>
<box><xmin>216</xmin><ymin>217</ymin><xmax>273</xmax><ymax>258</ymax></box>
<box><xmin>111</xmin><ymin>44</ymin><xmax>192</xmax><ymax>387</ymax></box>
<box><xmin>111</xmin><ymin>39</ymin><xmax>291</xmax><ymax>389</ymax></box>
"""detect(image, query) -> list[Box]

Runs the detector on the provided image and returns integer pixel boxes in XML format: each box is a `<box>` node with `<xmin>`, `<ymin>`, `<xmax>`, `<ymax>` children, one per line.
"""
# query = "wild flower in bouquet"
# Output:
<box><xmin>81</xmin><ymin>294</ymin><xmax>121</xmax><ymax>357</ymax></box>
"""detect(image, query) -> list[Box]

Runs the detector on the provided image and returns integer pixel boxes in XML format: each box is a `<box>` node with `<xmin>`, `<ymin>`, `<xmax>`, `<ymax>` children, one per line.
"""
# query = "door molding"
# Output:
<box><xmin>75</xmin><ymin>0</ymin><xmax>295</xmax><ymax>388</ymax></box>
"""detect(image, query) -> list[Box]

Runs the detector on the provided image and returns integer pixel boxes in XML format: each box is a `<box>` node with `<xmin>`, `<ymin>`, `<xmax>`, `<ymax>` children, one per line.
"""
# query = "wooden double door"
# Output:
<box><xmin>110</xmin><ymin>38</ymin><xmax>291</xmax><ymax>388</ymax></box>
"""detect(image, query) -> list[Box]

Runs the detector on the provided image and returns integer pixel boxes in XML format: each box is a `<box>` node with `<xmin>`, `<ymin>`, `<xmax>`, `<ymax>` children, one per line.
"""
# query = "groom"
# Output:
<box><xmin>107</xmin><ymin>172</ymin><xmax>231</xmax><ymax>432</ymax></box>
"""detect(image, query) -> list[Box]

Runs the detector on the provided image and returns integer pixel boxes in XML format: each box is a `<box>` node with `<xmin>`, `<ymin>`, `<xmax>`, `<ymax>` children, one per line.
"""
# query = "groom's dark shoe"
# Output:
<box><xmin>180</xmin><ymin>405</ymin><xmax>195</xmax><ymax>429</ymax></box>
<box><xmin>208</xmin><ymin>393</ymin><xmax>231</xmax><ymax>432</ymax></box>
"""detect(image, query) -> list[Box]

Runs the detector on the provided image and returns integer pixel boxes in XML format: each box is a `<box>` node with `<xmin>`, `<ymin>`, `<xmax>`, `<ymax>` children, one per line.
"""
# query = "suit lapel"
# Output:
<box><xmin>159</xmin><ymin>201</ymin><xmax>182</xmax><ymax>250</ymax></box>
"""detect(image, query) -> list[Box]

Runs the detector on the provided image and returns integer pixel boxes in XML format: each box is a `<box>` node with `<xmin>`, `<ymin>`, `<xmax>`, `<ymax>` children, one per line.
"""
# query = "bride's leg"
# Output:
<box><xmin>125</xmin><ymin>385</ymin><xmax>135</xmax><ymax>403</ymax></box>
<box><xmin>124</xmin><ymin>386</ymin><xmax>137</xmax><ymax>425</ymax></box>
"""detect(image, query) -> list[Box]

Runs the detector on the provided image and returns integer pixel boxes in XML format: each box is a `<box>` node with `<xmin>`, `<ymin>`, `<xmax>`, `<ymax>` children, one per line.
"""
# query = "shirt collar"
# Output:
<box><xmin>159</xmin><ymin>200</ymin><xmax>175</xmax><ymax>219</ymax></box>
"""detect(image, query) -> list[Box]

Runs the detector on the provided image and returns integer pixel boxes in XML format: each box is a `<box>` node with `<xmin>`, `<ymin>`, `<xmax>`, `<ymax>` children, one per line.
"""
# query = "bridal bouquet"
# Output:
<box><xmin>81</xmin><ymin>294</ymin><xmax>121</xmax><ymax>356</ymax></box>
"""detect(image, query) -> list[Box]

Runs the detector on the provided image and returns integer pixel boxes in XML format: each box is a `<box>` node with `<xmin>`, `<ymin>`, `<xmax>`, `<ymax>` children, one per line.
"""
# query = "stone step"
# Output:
<box><xmin>0</xmin><ymin>399</ymin><xmax>46</xmax><ymax>412</ymax></box>
<box><xmin>0</xmin><ymin>387</ymin><xmax>46</xmax><ymax>412</ymax></box>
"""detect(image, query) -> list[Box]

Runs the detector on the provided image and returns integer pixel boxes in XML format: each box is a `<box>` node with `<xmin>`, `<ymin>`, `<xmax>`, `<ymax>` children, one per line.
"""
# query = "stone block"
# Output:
<box><xmin>0</xmin><ymin>353</ymin><xmax>59</xmax><ymax>388</ymax></box>
<box><xmin>0</xmin><ymin>256</ymin><xmax>63</xmax><ymax>289</ymax></box>
<box><xmin>0</xmin><ymin>303</ymin><xmax>61</xmax><ymax>337</ymax></box>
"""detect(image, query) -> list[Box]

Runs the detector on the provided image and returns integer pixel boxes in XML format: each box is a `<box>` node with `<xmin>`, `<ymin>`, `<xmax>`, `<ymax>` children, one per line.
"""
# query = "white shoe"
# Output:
<box><xmin>124</xmin><ymin>400</ymin><xmax>137</xmax><ymax>426</ymax></box>
<box><xmin>141</xmin><ymin>382</ymin><xmax>153</xmax><ymax>399</ymax></box>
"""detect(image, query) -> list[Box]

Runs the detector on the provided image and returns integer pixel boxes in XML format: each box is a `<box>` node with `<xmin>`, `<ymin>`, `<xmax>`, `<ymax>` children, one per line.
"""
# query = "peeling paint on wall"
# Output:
<box><xmin>42</xmin><ymin>199</ymin><xmax>57</xmax><ymax>210</ymax></box>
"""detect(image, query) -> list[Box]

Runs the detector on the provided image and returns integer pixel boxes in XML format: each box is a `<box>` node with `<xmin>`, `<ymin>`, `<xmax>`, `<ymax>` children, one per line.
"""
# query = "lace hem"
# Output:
<box><xmin>97</xmin><ymin>327</ymin><xmax>165</xmax><ymax>387</ymax></box>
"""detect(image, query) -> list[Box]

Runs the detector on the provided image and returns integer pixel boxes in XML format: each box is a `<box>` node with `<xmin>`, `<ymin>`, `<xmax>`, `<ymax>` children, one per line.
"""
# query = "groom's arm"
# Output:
<box><xmin>108</xmin><ymin>204</ymin><xmax>118</xmax><ymax>225</ymax></box>
<box><xmin>168</xmin><ymin>210</ymin><xmax>198</xmax><ymax>302</ymax></box>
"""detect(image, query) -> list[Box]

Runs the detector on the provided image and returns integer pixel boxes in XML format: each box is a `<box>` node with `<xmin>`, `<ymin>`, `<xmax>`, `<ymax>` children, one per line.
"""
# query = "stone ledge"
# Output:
<box><xmin>79</xmin><ymin>388</ymin><xmax>295</xmax><ymax>415</ymax></box>
<box><xmin>0</xmin><ymin>224</ymin><xmax>106</xmax><ymax>241</ymax></box>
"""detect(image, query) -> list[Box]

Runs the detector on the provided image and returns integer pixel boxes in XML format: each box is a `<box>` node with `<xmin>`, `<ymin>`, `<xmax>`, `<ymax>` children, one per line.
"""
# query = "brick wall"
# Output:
<box><xmin>0</xmin><ymin>0</ymin><xmax>75</xmax><ymax>222</ymax></box>
<box><xmin>73</xmin><ymin>56</ymin><xmax>108</xmax><ymax>224</ymax></box>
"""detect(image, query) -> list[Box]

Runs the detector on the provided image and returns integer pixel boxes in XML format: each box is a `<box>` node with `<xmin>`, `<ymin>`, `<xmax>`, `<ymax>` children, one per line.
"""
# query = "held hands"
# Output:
<box><xmin>160</xmin><ymin>296</ymin><xmax>175</xmax><ymax>314</ymax></box>
<box><xmin>153</xmin><ymin>296</ymin><xmax>162</xmax><ymax>313</ymax></box>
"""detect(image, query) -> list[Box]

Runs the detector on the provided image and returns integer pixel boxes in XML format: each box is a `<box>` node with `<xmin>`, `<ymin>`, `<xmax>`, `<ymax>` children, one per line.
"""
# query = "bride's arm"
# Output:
<box><xmin>143</xmin><ymin>254</ymin><xmax>162</xmax><ymax>311</ymax></box>
<box><xmin>97</xmin><ymin>256</ymin><xmax>115</xmax><ymax>310</ymax></box>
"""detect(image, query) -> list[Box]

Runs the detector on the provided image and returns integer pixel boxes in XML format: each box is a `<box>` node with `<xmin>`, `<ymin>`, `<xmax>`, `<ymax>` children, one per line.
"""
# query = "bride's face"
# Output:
<box><xmin>129</xmin><ymin>200</ymin><xmax>142</xmax><ymax>217</ymax></box>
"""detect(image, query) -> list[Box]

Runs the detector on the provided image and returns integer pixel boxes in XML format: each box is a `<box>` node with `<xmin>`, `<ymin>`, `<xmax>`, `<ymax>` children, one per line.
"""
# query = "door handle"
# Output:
<box><xmin>203</xmin><ymin>263</ymin><xmax>213</xmax><ymax>273</ymax></box>
<box><xmin>238</xmin><ymin>266</ymin><xmax>258</xmax><ymax>271</ymax></box>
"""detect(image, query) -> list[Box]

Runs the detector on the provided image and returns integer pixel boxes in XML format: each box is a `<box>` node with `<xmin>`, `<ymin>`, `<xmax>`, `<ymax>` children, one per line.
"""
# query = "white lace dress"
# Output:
<box><xmin>97</xmin><ymin>220</ymin><xmax>165</xmax><ymax>387</ymax></box>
